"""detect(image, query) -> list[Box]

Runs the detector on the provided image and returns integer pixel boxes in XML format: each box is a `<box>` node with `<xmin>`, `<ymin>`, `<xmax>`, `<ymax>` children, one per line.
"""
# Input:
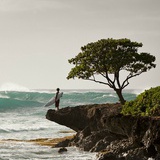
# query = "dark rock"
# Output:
<box><xmin>58</xmin><ymin>147</ymin><xmax>67</xmax><ymax>153</ymax></box>
<box><xmin>54</xmin><ymin>138</ymin><xmax>72</xmax><ymax>148</ymax></box>
<box><xmin>97</xmin><ymin>152</ymin><xmax>125</xmax><ymax>160</ymax></box>
<box><xmin>155</xmin><ymin>153</ymin><xmax>160</xmax><ymax>160</ymax></box>
<box><xmin>46</xmin><ymin>103</ymin><xmax>160</xmax><ymax>159</ymax></box>
<box><xmin>46</xmin><ymin>106</ymin><xmax>90</xmax><ymax>132</ymax></box>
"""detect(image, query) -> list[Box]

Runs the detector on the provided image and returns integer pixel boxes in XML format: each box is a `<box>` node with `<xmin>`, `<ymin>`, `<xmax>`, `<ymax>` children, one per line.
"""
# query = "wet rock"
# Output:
<box><xmin>58</xmin><ymin>147</ymin><xmax>67</xmax><ymax>153</ymax></box>
<box><xmin>54</xmin><ymin>138</ymin><xmax>72</xmax><ymax>148</ymax></box>
<box><xmin>46</xmin><ymin>103</ymin><xmax>160</xmax><ymax>159</ymax></box>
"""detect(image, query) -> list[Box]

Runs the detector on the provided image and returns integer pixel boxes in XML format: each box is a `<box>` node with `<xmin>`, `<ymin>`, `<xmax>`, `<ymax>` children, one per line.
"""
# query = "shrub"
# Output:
<box><xmin>122</xmin><ymin>86</ymin><xmax>160</xmax><ymax>116</ymax></box>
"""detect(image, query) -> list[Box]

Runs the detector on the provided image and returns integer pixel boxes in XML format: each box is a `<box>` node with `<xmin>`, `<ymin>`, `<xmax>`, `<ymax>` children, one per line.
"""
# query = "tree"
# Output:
<box><xmin>67</xmin><ymin>38</ymin><xmax>156</xmax><ymax>104</ymax></box>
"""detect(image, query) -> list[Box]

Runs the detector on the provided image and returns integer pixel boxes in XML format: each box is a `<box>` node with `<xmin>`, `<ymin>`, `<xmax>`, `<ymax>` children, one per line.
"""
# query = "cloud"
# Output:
<box><xmin>0</xmin><ymin>0</ymin><xmax>69</xmax><ymax>12</ymax></box>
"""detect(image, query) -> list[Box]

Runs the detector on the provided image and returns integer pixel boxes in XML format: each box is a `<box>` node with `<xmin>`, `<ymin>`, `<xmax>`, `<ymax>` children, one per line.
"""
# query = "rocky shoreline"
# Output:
<box><xmin>46</xmin><ymin>103</ymin><xmax>160</xmax><ymax>160</ymax></box>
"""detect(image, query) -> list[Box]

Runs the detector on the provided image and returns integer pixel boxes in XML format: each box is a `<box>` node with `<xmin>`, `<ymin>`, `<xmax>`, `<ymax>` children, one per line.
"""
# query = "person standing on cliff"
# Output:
<box><xmin>55</xmin><ymin>88</ymin><xmax>60</xmax><ymax>110</ymax></box>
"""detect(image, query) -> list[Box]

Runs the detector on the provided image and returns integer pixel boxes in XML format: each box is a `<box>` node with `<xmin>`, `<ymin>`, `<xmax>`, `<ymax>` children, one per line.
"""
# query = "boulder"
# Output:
<box><xmin>58</xmin><ymin>147</ymin><xmax>67</xmax><ymax>153</ymax></box>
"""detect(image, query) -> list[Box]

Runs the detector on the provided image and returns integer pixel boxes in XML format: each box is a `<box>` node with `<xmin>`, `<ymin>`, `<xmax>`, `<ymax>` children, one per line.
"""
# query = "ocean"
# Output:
<box><xmin>0</xmin><ymin>87</ymin><xmax>141</xmax><ymax>160</ymax></box>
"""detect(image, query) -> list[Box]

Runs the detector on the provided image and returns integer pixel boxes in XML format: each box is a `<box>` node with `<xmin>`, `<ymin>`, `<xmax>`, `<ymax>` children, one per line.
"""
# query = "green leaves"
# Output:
<box><xmin>67</xmin><ymin>38</ymin><xmax>156</xmax><ymax>82</ymax></box>
<box><xmin>122</xmin><ymin>86</ymin><xmax>160</xmax><ymax>116</ymax></box>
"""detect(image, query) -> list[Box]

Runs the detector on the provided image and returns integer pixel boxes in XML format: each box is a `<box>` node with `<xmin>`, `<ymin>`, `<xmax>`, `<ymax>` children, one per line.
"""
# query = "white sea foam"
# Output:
<box><xmin>0</xmin><ymin>94</ymin><xmax>9</xmax><ymax>98</ymax></box>
<box><xmin>0</xmin><ymin>142</ymin><xmax>96</xmax><ymax>160</ymax></box>
<box><xmin>31</xmin><ymin>89</ymin><xmax>54</xmax><ymax>94</ymax></box>
<box><xmin>0</xmin><ymin>82</ymin><xmax>30</xmax><ymax>92</ymax></box>
<box><xmin>0</xmin><ymin>110</ymin><xmax>74</xmax><ymax>140</ymax></box>
<box><xmin>108</xmin><ymin>93</ymin><xmax>117</xmax><ymax>97</ymax></box>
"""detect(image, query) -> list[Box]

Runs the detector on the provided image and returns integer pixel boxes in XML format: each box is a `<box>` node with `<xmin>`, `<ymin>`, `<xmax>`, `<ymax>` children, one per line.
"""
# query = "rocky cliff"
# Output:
<box><xmin>46</xmin><ymin>104</ymin><xmax>160</xmax><ymax>160</ymax></box>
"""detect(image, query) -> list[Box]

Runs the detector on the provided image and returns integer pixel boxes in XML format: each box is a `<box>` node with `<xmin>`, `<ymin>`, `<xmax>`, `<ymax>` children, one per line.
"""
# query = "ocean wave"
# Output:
<box><xmin>0</xmin><ymin>97</ymin><xmax>43</xmax><ymax>110</ymax></box>
<box><xmin>0</xmin><ymin>129</ymin><xmax>10</xmax><ymax>133</ymax></box>
<box><xmin>0</xmin><ymin>127</ymin><xmax>48</xmax><ymax>134</ymax></box>
<box><xmin>0</xmin><ymin>94</ymin><xmax>9</xmax><ymax>99</ymax></box>
<box><xmin>0</xmin><ymin>91</ymin><xmax>52</xmax><ymax>110</ymax></box>
<box><xmin>0</xmin><ymin>83</ymin><xmax>30</xmax><ymax>92</ymax></box>
<box><xmin>108</xmin><ymin>93</ymin><xmax>117</xmax><ymax>97</ymax></box>
<box><xmin>0</xmin><ymin>89</ymin><xmax>138</xmax><ymax>111</ymax></box>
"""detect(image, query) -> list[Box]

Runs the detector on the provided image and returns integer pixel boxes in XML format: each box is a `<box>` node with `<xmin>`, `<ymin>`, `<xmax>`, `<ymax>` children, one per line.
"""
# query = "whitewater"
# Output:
<box><xmin>0</xmin><ymin>86</ymin><xmax>141</xmax><ymax>160</ymax></box>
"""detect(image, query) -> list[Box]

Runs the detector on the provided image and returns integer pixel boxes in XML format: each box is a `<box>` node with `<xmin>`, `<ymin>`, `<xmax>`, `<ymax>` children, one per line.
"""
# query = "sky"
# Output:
<box><xmin>0</xmin><ymin>0</ymin><xmax>160</xmax><ymax>90</ymax></box>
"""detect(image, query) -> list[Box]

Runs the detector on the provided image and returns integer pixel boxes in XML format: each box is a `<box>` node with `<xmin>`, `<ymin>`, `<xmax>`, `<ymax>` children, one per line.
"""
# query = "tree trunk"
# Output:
<box><xmin>115</xmin><ymin>89</ymin><xmax>126</xmax><ymax>105</ymax></box>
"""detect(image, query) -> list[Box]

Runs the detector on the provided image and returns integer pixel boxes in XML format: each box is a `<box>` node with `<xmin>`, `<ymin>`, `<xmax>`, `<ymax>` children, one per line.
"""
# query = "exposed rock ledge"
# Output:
<box><xmin>46</xmin><ymin>104</ymin><xmax>160</xmax><ymax>160</ymax></box>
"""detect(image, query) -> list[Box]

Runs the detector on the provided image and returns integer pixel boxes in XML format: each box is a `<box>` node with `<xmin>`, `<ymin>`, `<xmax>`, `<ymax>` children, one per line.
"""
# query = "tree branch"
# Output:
<box><xmin>121</xmin><ymin>72</ymin><xmax>142</xmax><ymax>89</ymax></box>
<box><xmin>105</xmin><ymin>72</ymin><xmax>114</xmax><ymax>88</ymax></box>
<box><xmin>86</xmin><ymin>78</ymin><xmax>109</xmax><ymax>86</ymax></box>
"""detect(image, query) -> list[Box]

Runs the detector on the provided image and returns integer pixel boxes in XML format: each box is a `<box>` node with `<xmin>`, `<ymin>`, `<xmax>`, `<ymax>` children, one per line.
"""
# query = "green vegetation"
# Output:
<box><xmin>67</xmin><ymin>38</ymin><xmax>156</xmax><ymax>104</ymax></box>
<box><xmin>122</xmin><ymin>86</ymin><xmax>160</xmax><ymax>116</ymax></box>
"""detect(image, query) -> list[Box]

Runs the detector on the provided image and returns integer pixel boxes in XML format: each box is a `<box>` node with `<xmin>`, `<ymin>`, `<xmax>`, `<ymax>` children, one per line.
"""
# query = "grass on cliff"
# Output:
<box><xmin>122</xmin><ymin>86</ymin><xmax>160</xmax><ymax>116</ymax></box>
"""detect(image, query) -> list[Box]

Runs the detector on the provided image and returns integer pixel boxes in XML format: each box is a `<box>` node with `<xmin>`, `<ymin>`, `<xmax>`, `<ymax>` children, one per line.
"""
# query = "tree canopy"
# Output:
<box><xmin>67</xmin><ymin>38</ymin><xmax>156</xmax><ymax>104</ymax></box>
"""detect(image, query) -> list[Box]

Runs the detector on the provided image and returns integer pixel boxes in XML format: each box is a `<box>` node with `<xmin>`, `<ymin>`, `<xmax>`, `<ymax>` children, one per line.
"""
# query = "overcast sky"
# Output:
<box><xmin>0</xmin><ymin>0</ymin><xmax>160</xmax><ymax>90</ymax></box>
